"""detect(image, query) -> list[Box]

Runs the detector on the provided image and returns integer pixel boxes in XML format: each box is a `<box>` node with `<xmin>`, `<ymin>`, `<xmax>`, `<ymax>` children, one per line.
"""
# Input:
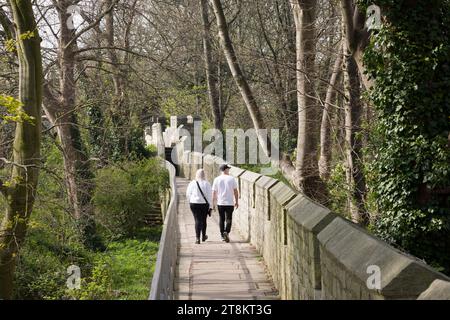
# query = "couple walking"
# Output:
<box><xmin>185</xmin><ymin>164</ymin><xmax>239</xmax><ymax>244</ymax></box>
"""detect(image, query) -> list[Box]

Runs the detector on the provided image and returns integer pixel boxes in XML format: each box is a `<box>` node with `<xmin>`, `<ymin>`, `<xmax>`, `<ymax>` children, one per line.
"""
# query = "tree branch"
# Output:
<box><xmin>340</xmin><ymin>0</ymin><xmax>356</xmax><ymax>51</ymax></box>
<box><xmin>65</xmin><ymin>0</ymin><xmax>120</xmax><ymax>50</ymax></box>
<box><xmin>42</xmin><ymin>82</ymin><xmax>61</xmax><ymax>124</ymax></box>
<box><xmin>0</xmin><ymin>5</ymin><xmax>14</xmax><ymax>40</ymax></box>
<box><xmin>0</xmin><ymin>178</ymin><xmax>6</xmax><ymax>196</ymax></box>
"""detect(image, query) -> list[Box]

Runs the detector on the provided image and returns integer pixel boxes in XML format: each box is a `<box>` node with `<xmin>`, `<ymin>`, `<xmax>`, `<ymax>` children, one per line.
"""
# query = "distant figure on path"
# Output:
<box><xmin>186</xmin><ymin>169</ymin><xmax>213</xmax><ymax>244</ymax></box>
<box><xmin>212</xmin><ymin>164</ymin><xmax>239</xmax><ymax>243</ymax></box>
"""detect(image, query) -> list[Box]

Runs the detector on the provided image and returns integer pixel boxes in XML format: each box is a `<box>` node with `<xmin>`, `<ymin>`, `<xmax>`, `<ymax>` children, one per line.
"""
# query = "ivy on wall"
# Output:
<box><xmin>360</xmin><ymin>0</ymin><xmax>450</xmax><ymax>272</ymax></box>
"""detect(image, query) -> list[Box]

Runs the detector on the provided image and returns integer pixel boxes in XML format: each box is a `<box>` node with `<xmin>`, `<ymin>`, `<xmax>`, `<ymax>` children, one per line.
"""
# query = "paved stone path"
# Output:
<box><xmin>174</xmin><ymin>177</ymin><xmax>279</xmax><ymax>300</ymax></box>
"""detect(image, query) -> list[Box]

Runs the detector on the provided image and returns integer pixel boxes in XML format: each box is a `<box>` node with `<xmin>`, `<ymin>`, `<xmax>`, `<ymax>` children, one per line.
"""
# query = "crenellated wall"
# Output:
<box><xmin>152</xmin><ymin>117</ymin><xmax>450</xmax><ymax>300</ymax></box>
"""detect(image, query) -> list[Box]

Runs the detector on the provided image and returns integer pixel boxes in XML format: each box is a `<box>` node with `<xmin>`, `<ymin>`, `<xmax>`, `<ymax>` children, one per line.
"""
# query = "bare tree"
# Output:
<box><xmin>319</xmin><ymin>46</ymin><xmax>342</xmax><ymax>180</ymax></box>
<box><xmin>343</xmin><ymin>41</ymin><xmax>367</xmax><ymax>225</ymax></box>
<box><xmin>340</xmin><ymin>0</ymin><xmax>372</xmax><ymax>89</ymax></box>
<box><xmin>42</xmin><ymin>0</ymin><xmax>117</xmax><ymax>248</ymax></box>
<box><xmin>200</xmin><ymin>0</ymin><xmax>223</xmax><ymax>130</ymax></box>
<box><xmin>291</xmin><ymin>0</ymin><xmax>327</xmax><ymax>202</ymax></box>
<box><xmin>210</xmin><ymin>0</ymin><xmax>270</xmax><ymax>156</ymax></box>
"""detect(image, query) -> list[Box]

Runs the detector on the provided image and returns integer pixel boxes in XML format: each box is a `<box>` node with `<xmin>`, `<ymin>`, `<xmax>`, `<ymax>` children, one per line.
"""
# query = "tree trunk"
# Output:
<box><xmin>200</xmin><ymin>0</ymin><xmax>223</xmax><ymax>131</ymax></box>
<box><xmin>340</xmin><ymin>0</ymin><xmax>372</xmax><ymax>90</ymax></box>
<box><xmin>104</xmin><ymin>0</ymin><xmax>124</xmax><ymax>103</ymax></box>
<box><xmin>210</xmin><ymin>0</ymin><xmax>270</xmax><ymax>156</ymax></box>
<box><xmin>292</xmin><ymin>0</ymin><xmax>327</xmax><ymax>203</ymax></box>
<box><xmin>0</xmin><ymin>0</ymin><xmax>43</xmax><ymax>299</ymax></box>
<box><xmin>104</xmin><ymin>0</ymin><xmax>128</xmax><ymax>158</ymax></box>
<box><xmin>319</xmin><ymin>49</ymin><xmax>343</xmax><ymax>180</ymax></box>
<box><xmin>343</xmin><ymin>46</ymin><xmax>368</xmax><ymax>226</ymax></box>
<box><xmin>42</xmin><ymin>0</ymin><xmax>100</xmax><ymax>249</ymax></box>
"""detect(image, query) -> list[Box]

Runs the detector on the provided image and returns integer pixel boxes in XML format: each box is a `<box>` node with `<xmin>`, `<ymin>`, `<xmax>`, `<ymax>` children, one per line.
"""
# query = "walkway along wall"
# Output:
<box><xmin>172</xmin><ymin>137</ymin><xmax>450</xmax><ymax>300</ymax></box>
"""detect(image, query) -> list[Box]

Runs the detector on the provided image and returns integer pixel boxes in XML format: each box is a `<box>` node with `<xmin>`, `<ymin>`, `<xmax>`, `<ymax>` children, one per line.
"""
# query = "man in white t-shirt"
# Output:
<box><xmin>212</xmin><ymin>164</ymin><xmax>239</xmax><ymax>243</ymax></box>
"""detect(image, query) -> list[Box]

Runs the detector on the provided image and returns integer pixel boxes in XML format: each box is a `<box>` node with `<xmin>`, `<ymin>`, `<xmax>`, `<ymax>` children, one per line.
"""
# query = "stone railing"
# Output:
<box><xmin>148</xmin><ymin>160</ymin><xmax>178</xmax><ymax>300</ymax></box>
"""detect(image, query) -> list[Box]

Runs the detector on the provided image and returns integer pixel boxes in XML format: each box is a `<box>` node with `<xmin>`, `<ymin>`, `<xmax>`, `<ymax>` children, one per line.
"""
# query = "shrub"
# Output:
<box><xmin>65</xmin><ymin>256</ymin><xmax>115</xmax><ymax>300</ymax></box>
<box><xmin>14</xmin><ymin>227</ymin><xmax>95</xmax><ymax>300</ymax></box>
<box><xmin>93</xmin><ymin>158</ymin><xmax>169</xmax><ymax>240</ymax></box>
<box><xmin>145</xmin><ymin>144</ymin><xmax>158</xmax><ymax>157</ymax></box>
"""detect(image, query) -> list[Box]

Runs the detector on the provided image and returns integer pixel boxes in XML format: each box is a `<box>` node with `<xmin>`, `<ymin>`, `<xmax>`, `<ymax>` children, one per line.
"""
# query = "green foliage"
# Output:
<box><xmin>93</xmin><ymin>158</ymin><xmax>169</xmax><ymax>240</ymax></box>
<box><xmin>15</xmin><ymin>225</ymin><xmax>162</xmax><ymax>300</ymax></box>
<box><xmin>66</xmin><ymin>227</ymin><xmax>161</xmax><ymax>300</ymax></box>
<box><xmin>85</xmin><ymin>103</ymin><xmax>105</xmax><ymax>158</ymax></box>
<box><xmin>361</xmin><ymin>0</ymin><xmax>450</xmax><ymax>272</ymax></box>
<box><xmin>10</xmin><ymin>136</ymin><xmax>164</xmax><ymax>299</ymax></box>
<box><xmin>105</xmin><ymin>233</ymin><xmax>161</xmax><ymax>300</ymax></box>
<box><xmin>161</xmin><ymin>86</ymin><xmax>207</xmax><ymax>119</ymax></box>
<box><xmin>0</xmin><ymin>94</ymin><xmax>34</xmax><ymax>123</ymax></box>
<box><xmin>14</xmin><ymin>226</ymin><xmax>95</xmax><ymax>300</ymax></box>
<box><xmin>19</xmin><ymin>30</ymin><xmax>36</xmax><ymax>40</ymax></box>
<box><xmin>65</xmin><ymin>256</ymin><xmax>114</xmax><ymax>300</ymax></box>
<box><xmin>3</xmin><ymin>31</ymin><xmax>35</xmax><ymax>53</ymax></box>
<box><xmin>13</xmin><ymin>139</ymin><xmax>95</xmax><ymax>299</ymax></box>
<box><xmin>327</xmin><ymin>163</ymin><xmax>349</xmax><ymax>218</ymax></box>
<box><xmin>145</xmin><ymin>144</ymin><xmax>158</xmax><ymax>157</ymax></box>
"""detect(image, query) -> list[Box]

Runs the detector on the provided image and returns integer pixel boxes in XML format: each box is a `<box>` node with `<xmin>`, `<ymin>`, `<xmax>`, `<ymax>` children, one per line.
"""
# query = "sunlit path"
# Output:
<box><xmin>174</xmin><ymin>177</ymin><xmax>279</xmax><ymax>300</ymax></box>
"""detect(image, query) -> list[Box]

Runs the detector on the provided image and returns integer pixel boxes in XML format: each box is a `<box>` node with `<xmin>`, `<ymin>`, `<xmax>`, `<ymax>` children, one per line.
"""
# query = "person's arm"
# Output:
<box><xmin>212</xmin><ymin>179</ymin><xmax>217</xmax><ymax>209</ymax></box>
<box><xmin>212</xmin><ymin>190</ymin><xmax>217</xmax><ymax>209</ymax></box>
<box><xmin>186</xmin><ymin>182</ymin><xmax>192</xmax><ymax>202</ymax></box>
<box><xmin>206</xmin><ymin>183</ymin><xmax>213</xmax><ymax>209</ymax></box>
<box><xmin>233</xmin><ymin>178</ymin><xmax>239</xmax><ymax>209</ymax></box>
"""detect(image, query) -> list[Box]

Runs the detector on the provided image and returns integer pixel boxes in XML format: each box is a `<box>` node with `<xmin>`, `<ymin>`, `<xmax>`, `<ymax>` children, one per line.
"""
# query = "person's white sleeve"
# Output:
<box><xmin>206</xmin><ymin>182</ymin><xmax>213</xmax><ymax>208</ymax></box>
<box><xmin>186</xmin><ymin>181</ymin><xmax>192</xmax><ymax>201</ymax></box>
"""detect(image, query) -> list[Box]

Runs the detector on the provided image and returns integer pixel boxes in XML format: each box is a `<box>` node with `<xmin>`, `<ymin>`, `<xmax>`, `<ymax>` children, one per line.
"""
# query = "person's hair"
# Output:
<box><xmin>195</xmin><ymin>168</ymin><xmax>206</xmax><ymax>181</ymax></box>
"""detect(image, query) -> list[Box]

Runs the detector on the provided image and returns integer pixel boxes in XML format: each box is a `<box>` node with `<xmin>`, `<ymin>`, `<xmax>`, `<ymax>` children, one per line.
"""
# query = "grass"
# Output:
<box><xmin>103</xmin><ymin>226</ymin><xmax>162</xmax><ymax>300</ymax></box>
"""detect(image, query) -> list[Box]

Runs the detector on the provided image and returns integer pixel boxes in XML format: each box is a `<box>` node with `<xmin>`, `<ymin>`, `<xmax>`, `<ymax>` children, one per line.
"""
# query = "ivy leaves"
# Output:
<box><xmin>361</xmin><ymin>0</ymin><xmax>450</xmax><ymax>272</ymax></box>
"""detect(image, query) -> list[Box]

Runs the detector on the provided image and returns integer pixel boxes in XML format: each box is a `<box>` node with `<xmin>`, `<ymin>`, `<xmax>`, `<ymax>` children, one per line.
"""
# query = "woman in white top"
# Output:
<box><xmin>186</xmin><ymin>169</ymin><xmax>213</xmax><ymax>244</ymax></box>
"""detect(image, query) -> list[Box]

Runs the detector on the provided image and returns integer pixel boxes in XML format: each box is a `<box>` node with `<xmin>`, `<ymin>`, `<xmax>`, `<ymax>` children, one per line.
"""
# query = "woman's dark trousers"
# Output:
<box><xmin>190</xmin><ymin>203</ymin><xmax>209</xmax><ymax>239</ymax></box>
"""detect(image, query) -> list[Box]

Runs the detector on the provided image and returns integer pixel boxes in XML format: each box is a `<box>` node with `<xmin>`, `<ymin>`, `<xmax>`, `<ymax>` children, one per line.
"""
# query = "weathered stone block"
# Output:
<box><xmin>417</xmin><ymin>279</ymin><xmax>450</xmax><ymax>300</ymax></box>
<box><xmin>181</xmin><ymin>151</ymin><xmax>191</xmax><ymax>178</ymax></box>
<box><xmin>284</xmin><ymin>194</ymin><xmax>337</xmax><ymax>297</ymax></box>
<box><xmin>212</xmin><ymin>156</ymin><xmax>226</xmax><ymax>179</ymax></box>
<box><xmin>203</xmin><ymin>154</ymin><xmax>216</xmax><ymax>183</ymax></box>
<box><xmin>318</xmin><ymin>217</ymin><xmax>450</xmax><ymax>299</ymax></box>
<box><xmin>269</xmin><ymin>182</ymin><xmax>296</xmax><ymax>207</ymax></box>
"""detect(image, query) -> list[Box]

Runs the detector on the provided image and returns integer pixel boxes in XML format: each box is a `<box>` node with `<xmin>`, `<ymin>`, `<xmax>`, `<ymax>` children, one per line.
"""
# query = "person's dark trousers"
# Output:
<box><xmin>218</xmin><ymin>205</ymin><xmax>234</xmax><ymax>235</ymax></box>
<box><xmin>190</xmin><ymin>203</ymin><xmax>209</xmax><ymax>239</ymax></box>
